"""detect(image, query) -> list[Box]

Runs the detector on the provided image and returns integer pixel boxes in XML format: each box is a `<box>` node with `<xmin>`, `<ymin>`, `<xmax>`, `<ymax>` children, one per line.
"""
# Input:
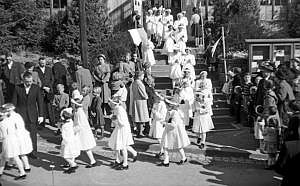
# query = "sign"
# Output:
<box><xmin>253</xmin><ymin>55</ymin><xmax>263</xmax><ymax>60</ymax></box>
<box><xmin>295</xmin><ymin>45</ymin><xmax>300</xmax><ymax>57</ymax></box>
<box><xmin>274</xmin><ymin>49</ymin><xmax>284</xmax><ymax>57</ymax></box>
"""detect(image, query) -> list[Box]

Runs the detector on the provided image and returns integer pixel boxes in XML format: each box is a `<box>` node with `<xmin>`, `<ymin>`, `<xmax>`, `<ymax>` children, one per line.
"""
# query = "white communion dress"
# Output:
<box><xmin>149</xmin><ymin>100</ymin><xmax>167</xmax><ymax>139</ymax></box>
<box><xmin>61</xmin><ymin>119</ymin><xmax>81</xmax><ymax>159</ymax></box>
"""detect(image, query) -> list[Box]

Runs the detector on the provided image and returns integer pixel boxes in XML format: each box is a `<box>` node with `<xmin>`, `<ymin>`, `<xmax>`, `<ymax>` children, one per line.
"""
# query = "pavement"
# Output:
<box><xmin>0</xmin><ymin>125</ymin><xmax>282</xmax><ymax>186</ymax></box>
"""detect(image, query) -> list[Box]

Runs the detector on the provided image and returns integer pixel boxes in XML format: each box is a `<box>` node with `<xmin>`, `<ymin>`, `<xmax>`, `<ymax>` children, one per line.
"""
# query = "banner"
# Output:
<box><xmin>128</xmin><ymin>28</ymin><xmax>147</xmax><ymax>46</ymax></box>
<box><xmin>211</xmin><ymin>36</ymin><xmax>222</xmax><ymax>57</ymax></box>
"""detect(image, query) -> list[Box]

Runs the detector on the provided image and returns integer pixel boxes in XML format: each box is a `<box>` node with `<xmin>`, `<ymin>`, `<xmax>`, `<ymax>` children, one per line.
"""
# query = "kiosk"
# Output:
<box><xmin>246</xmin><ymin>38</ymin><xmax>300</xmax><ymax>72</ymax></box>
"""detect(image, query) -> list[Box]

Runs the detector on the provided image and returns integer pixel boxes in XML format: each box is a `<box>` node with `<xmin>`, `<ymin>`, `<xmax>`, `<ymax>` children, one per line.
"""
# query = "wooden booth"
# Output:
<box><xmin>246</xmin><ymin>38</ymin><xmax>300</xmax><ymax>72</ymax></box>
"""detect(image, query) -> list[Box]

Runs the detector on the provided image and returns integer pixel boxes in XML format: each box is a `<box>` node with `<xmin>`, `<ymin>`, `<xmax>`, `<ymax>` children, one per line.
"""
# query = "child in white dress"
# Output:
<box><xmin>158</xmin><ymin>98</ymin><xmax>190</xmax><ymax>167</ymax></box>
<box><xmin>149</xmin><ymin>92</ymin><xmax>167</xmax><ymax>157</ymax></box>
<box><xmin>3</xmin><ymin>103</ymin><xmax>32</xmax><ymax>173</ymax></box>
<box><xmin>60</xmin><ymin>108</ymin><xmax>80</xmax><ymax>174</ymax></box>
<box><xmin>108</xmin><ymin>97</ymin><xmax>138</xmax><ymax>170</ymax></box>
<box><xmin>182</xmin><ymin>48</ymin><xmax>196</xmax><ymax>81</ymax></box>
<box><xmin>163</xmin><ymin>25</ymin><xmax>175</xmax><ymax>60</ymax></box>
<box><xmin>0</xmin><ymin>107</ymin><xmax>26</xmax><ymax>180</ymax></box>
<box><xmin>143</xmin><ymin>37</ymin><xmax>156</xmax><ymax>71</ymax></box>
<box><xmin>71</xmin><ymin>90</ymin><xmax>97</xmax><ymax>168</ymax></box>
<box><xmin>192</xmin><ymin>93</ymin><xmax>214</xmax><ymax>149</ymax></box>
<box><xmin>174</xmin><ymin>24</ymin><xmax>187</xmax><ymax>53</ymax></box>
<box><xmin>169</xmin><ymin>48</ymin><xmax>183</xmax><ymax>88</ymax></box>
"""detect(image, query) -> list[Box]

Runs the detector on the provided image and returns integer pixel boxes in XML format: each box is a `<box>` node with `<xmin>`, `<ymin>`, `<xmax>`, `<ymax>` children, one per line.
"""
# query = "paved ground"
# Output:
<box><xmin>0</xmin><ymin>126</ymin><xmax>282</xmax><ymax>186</ymax></box>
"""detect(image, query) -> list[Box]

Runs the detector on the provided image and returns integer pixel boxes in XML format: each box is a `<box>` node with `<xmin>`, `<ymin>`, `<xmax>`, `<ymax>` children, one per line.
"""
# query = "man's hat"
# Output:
<box><xmin>24</xmin><ymin>62</ymin><xmax>35</xmax><ymax>69</ymax></box>
<box><xmin>259</xmin><ymin>62</ymin><xmax>274</xmax><ymax>72</ymax></box>
<box><xmin>275</xmin><ymin>69</ymin><xmax>287</xmax><ymax>80</ymax></box>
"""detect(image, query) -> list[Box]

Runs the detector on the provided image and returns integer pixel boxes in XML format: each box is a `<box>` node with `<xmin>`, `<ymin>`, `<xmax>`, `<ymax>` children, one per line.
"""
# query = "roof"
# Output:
<box><xmin>245</xmin><ymin>38</ymin><xmax>300</xmax><ymax>44</ymax></box>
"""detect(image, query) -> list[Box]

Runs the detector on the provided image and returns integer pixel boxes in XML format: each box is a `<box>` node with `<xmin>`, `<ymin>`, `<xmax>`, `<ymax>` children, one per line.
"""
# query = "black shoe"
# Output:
<box><xmin>14</xmin><ymin>174</ymin><xmax>26</xmax><ymax>180</ymax></box>
<box><xmin>4</xmin><ymin>163</ymin><xmax>13</xmax><ymax>170</ymax></box>
<box><xmin>111</xmin><ymin>161</ymin><xmax>123</xmax><ymax>168</ymax></box>
<box><xmin>85</xmin><ymin>162</ymin><xmax>97</xmax><ymax>168</ymax></box>
<box><xmin>196</xmin><ymin>138</ymin><xmax>201</xmax><ymax>144</ymax></box>
<box><xmin>132</xmin><ymin>153</ymin><xmax>138</xmax><ymax>162</ymax></box>
<box><xmin>177</xmin><ymin>158</ymin><xmax>188</xmax><ymax>165</ymax></box>
<box><xmin>116</xmin><ymin>165</ymin><xmax>129</xmax><ymax>170</ymax></box>
<box><xmin>63</xmin><ymin>167</ymin><xmax>76</xmax><ymax>174</ymax></box>
<box><xmin>157</xmin><ymin>162</ymin><xmax>169</xmax><ymax>167</ymax></box>
<box><xmin>60</xmin><ymin>164</ymin><xmax>70</xmax><ymax>168</ymax></box>
<box><xmin>136</xmin><ymin>134</ymin><xmax>144</xmax><ymax>138</ymax></box>
<box><xmin>155</xmin><ymin>152</ymin><xmax>164</xmax><ymax>158</ymax></box>
<box><xmin>25</xmin><ymin>168</ymin><xmax>31</xmax><ymax>173</ymax></box>
<box><xmin>199</xmin><ymin>143</ymin><xmax>205</xmax><ymax>149</ymax></box>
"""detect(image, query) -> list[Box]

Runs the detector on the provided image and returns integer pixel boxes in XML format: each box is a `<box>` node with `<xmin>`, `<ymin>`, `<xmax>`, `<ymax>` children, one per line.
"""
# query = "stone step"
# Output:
<box><xmin>213</xmin><ymin>100</ymin><xmax>229</xmax><ymax>108</ymax></box>
<box><xmin>212</xmin><ymin>108</ymin><xmax>231</xmax><ymax>116</ymax></box>
<box><xmin>212</xmin><ymin>115</ymin><xmax>235</xmax><ymax>124</ymax></box>
<box><xmin>212</xmin><ymin>93</ymin><xmax>227</xmax><ymax>100</ymax></box>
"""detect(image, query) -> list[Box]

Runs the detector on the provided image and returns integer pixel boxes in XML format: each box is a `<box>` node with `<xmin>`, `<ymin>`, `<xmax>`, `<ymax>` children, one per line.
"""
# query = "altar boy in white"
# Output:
<box><xmin>158</xmin><ymin>98</ymin><xmax>190</xmax><ymax>167</ymax></box>
<box><xmin>3</xmin><ymin>103</ymin><xmax>33</xmax><ymax>173</ymax></box>
<box><xmin>60</xmin><ymin>108</ymin><xmax>81</xmax><ymax>174</ymax></box>
<box><xmin>108</xmin><ymin>97</ymin><xmax>138</xmax><ymax>170</ymax></box>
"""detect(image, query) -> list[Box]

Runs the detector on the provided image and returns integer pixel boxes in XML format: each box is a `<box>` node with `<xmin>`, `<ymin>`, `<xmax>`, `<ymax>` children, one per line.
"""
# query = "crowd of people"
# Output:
<box><xmin>222</xmin><ymin>58</ymin><xmax>300</xmax><ymax>185</ymax></box>
<box><xmin>0</xmin><ymin>49</ymin><xmax>216</xmax><ymax>180</ymax></box>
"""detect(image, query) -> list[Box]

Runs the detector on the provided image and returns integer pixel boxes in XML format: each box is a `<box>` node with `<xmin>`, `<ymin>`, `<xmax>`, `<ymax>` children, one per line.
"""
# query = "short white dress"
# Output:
<box><xmin>61</xmin><ymin>119</ymin><xmax>81</xmax><ymax>159</ymax></box>
<box><xmin>149</xmin><ymin>101</ymin><xmax>167</xmax><ymax>139</ymax></box>
<box><xmin>11</xmin><ymin>112</ymin><xmax>33</xmax><ymax>155</ymax></box>
<box><xmin>108</xmin><ymin>105</ymin><xmax>134</xmax><ymax>150</ymax></box>
<box><xmin>192</xmin><ymin>102</ymin><xmax>215</xmax><ymax>133</ymax></box>
<box><xmin>143</xmin><ymin>39</ymin><xmax>156</xmax><ymax>66</ymax></box>
<box><xmin>163</xmin><ymin>31</ymin><xmax>175</xmax><ymax>53</ymax></box>
<box><xmin>169</xmin><ymin>53</ymin><xmax>183</xmax><ymax>80</ymax></box>
<box><xmin>161</xmin><ymin>110</ymin><xmax>190</xmax><ymax>150</ymax></box>
<box><xmin>74</xmin><ymin>107</ymin><xmax>96</xmax><ymax>151</ymax></box>
<box><xmin>0</xmin><ymin>118</ymin><xmax>20</xmax><ymax>159</ymax></box>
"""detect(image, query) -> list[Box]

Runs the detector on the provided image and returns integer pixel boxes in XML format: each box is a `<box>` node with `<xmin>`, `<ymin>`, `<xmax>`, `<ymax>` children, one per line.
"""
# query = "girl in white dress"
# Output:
<box><xmin>175</xmin><ymin>24</ymin><xmax>188</xmax><ymax>53</ymax></box>
<box><xmin>0</xmin><ymin>107</ymin><xmax>26</xmax><ymax>180</ymax></box>
<box><xmin>108</xmin><ymin>97</ymin><xmax>138</xmax><ymax>170</ymax></box>
<box><xmin>162</xmin><ymin>9</ymin><xmax>173</xmax><ymax>42</ymax></box>
<box><xmin>163</xmin><ymin>25</ymin><xmax>175</xmax><ymax>61</ymax></box>
<box><xmin>195</xmin><ymin>71</ymin><xmax>213</xmax><ymax>116</ymax></box>
<box><xmin>146</xmin><ymin>9</ymin><xmax>155</xmax><ymax>36</ymax></box>
<box><xmin>143</xmin><ymin>37</ymin><xmax>156</xmax><ymax>70</ymax></box>
<box><xmin>158</xmin><ymin>98</ymin><xmax>190</xmax><ymax>167</ymax></box>
<box><xmin>3</xmin><ymin>103</ymin><xmax>32</xmax><ymax>173</ymax></box>
<box><xmin>155</xmin><ymin>9</ymin><xmax>164</xmax><ymax>47</ymax></box>
<box><xmin>149</xmin><ymin>92</ymin><xmax>167</xmax><ymax>157</ymax></box>
<box><xmin>60</xmin><ymin>108</ymin><xmax>81</xmax><ymax>174</ymax></box>
<box><xmin>169</xmin><ymin>47</ymin><xmax>183</xmax><ymax>88</ymax></box>
<box><xmin>71</xmin><ymin>90</ymin><xmax>97</xmax><ymax>168</ymax></box>
<box><xmin>182</xmin><ymin>48</ymin><xmax>196</xmax><ymax>81</ymax></box>
<box><xmin>179</xmin><ymin>80</ymin><xmax>195</xmax><ymax>126</ymax></box>
<box><xmin>192</xmin><ymin>93</ymin><xmax>214</xmax><ymax>149</ymax></box>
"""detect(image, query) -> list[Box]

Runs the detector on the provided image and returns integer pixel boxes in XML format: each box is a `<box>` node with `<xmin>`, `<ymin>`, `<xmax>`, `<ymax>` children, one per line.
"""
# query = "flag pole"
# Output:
<box><xmin>200</xmin><ymin>1</ymin><xmax>205</xmax><ymax>48</ymax></box>
<box><xmin>222</xmin><ymin>26</ymin><xmax>228</xmax><ymax>82</ymax></box>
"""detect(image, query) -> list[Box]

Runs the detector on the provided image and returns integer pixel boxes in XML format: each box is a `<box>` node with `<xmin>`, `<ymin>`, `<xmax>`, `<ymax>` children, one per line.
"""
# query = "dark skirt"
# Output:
<box><xmin>191</xmin><ymin>23</ymin><xmax>201</xmax><ymax>37</ymax></box>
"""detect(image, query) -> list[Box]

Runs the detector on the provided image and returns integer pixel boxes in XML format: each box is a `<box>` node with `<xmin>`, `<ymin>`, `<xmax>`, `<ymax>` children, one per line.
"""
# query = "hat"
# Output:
<box><xmin>177</xmin><ymin>13</ymin><xmax>183</xmax><ymax>17</ymax></box>
<box><xmin>24</xmin><ymin>62</ymin><xmax>35</xmax><ymax>69</ymax></box>
<box><xmin>233</xmin><ymin>67</ymin><xmax>242</xmax><ymax>74</ymax></box>
<box><xmin>185</xmin><ymin>48</ymin><xmax>192</xmax><ymax>52</ymax></box>
<box><xmin>199</xmin><ymin>71</ymin><xmax>208</xmax><ymax>77</ymax></box>
<box><xmin>71</xmin><ymin>90</ymin><xmax>83</xmax><ymax>106</ymax></box>
<box><xmin>259</xmin><ymin>64</ymin><xmax>274</xmax><ymax>72</ymax></box>
<box><xmin>97</xmin><ymin>54</ymin><xmax>106</xmax><ymax>60</ymax></box>
<box><xmin>2</xmin><ymin>103</ymin><xmax>16</xmax><ymax>112</ymax></box>
<box><xmin>166</xmin><ymin>9</ymin><xmax>171</xmax><ymax>13</ymax></box>
<box><xmin>60</xmin><ymin>108</ymin><xmax>73</xmax><ymax>120</ymax></box>
<box><xmin>182</xmin><ymin>11</ymin><xmax>186</xmax><ymax>14</ymax></box>
<box><xmin>111</xmin><ymin>80</ymin><xmax>123</xmax><ymax>91</ymax></box>
<box><xmin>275</xmin><ymin>69</ymin><xmax>287</xmax><ymax>80</ymax></box>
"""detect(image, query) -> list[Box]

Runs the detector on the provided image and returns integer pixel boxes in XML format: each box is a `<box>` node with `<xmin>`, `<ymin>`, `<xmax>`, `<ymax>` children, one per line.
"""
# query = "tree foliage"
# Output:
<box><xmin>42</xmin><ymin>0</ymin><xmax>133</xmax><ymax>65</ymax></box>
<box><xmin>212</xmin><ymin>0</ymin><xmax>265</xmax><ymax>51</ymax></box>
<box><xmin>282</xmin><ymin>2</ymin><xmax>300</xmax><ymax>38</ymax></box>
<box><xmin>0</xmin><ymin>0</ymin><xmax>46</xmax><ymax>53</ymax></box>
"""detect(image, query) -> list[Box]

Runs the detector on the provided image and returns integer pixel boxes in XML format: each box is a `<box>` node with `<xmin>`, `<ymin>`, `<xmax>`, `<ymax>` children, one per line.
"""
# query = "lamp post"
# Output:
<box><xmin>79</xmin><ymin>0</ymin><xmax>88</xmax><ymax>68</ymax></box>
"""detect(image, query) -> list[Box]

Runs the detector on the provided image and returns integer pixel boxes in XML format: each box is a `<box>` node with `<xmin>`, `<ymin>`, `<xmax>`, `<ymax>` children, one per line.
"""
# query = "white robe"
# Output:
<box><xmin>183</xmin><ymin>54</ymin><xmax>196</xmax><ymax>80</ymax></box>
<box><xmin>195</xmin><ymin>78</ymin><xmax>214</xmax><ymax>116</ymax></box>
<box><xmin>0</xmin><ymin>118</ymin><xmax>20</xmax><ymax>159</ymax></box>
<box><xmin>146</xmin><ymin>15</ymin><xmax>155</xmax><ymax>35</ymax></box>
<box><xmin>192</xmin><ymin>101</ymin><xmax>214</xmax><ymax>133</ymax></box>
<box><xmin>175</xmin><ymin>30</ymin><xmax>187</xmax><ymax>53</ymax></box>
<box><xmin>108</xmin><ymin>105</ymin><xmax>134</xmax><ymax>150</ymax></box>
<box><xmin>149</xmin><ymin>101</ymin><xmax>167</xmax><ymax>139</ymax></box>
<box><xmin>169</xmin><ymin>53</ymin><xmax>183</xmax><ymax>79</ymax></box>
<box><xmin>143</xmin><ymin>39</ymin><xmax>156</xmax><ymax>66</ymax></box>
<box><xmin>179</xmin><ymin>86</ymin><xmax>195</xmax><ymax>119</ymax></box>
<box><xmin>61</xmin><ymin>119</ymin><xmax>81</xmax><ymax>159</ymax></box>
<box><xmin>74</xmin><ymin>107</ymin><xmax>96</xmax><ymax>151</ymax></box>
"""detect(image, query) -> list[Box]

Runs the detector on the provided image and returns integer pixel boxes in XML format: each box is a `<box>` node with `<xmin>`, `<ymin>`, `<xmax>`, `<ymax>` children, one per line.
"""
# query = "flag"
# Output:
<box><xmin>128</xmin><ymin>28</ymin><xmax>147</xmax><ymax>46</ymax></box>
<box><xmin>211</xmin><ymin>36</ymin><xmax>222</xmax><ymax>57</ymax></box>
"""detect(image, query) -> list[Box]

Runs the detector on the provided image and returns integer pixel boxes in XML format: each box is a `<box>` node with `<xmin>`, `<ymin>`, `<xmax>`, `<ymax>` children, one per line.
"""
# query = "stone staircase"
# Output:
<box><xmin>151</xmin><ymin>48</ymin><xmax>237</xmax><ymax>132</ymax></box>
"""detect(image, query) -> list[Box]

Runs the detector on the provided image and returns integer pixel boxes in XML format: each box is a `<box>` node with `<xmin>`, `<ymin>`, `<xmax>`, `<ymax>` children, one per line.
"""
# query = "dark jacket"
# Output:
<box><xmin>90</xmin><ymin>96</ymin><xmax>105</xmax><ymax>128</ymax></box>
<box><xmin>34</xmin><ymin>66</ymin><xmax>54</xmax><ymax>101</ymax></box>
<box><xmin>52</xmin><ymin>62</ymin><xmax>67</xmax><ymax>89</ymax></box>
<box><xmin>1</xmin><ymin>61</ymin><xmax>25</xmax><ymax>85</ymax></box>
<box><xmin>12</xmin><ymin>84</ymin><xmax>43</xmax><ymax>124</ymax></box>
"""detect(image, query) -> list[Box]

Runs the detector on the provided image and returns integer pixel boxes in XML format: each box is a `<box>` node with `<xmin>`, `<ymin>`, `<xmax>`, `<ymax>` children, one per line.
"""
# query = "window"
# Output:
<box><xmin>36</xmin><ymin>0</ymin><xmax>67</xmax><ymax>8</ymax></box>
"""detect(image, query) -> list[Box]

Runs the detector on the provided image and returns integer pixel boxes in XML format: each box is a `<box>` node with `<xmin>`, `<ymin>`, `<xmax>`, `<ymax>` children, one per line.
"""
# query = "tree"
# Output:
<box><xmin>42</xmin><ymin>0</ymin><xmax>133</xmax><ymax>65</ymax></box>
<box><xmin>212</xmin><ymin>0</ymin><xmax>265</xmax><ymax>51</ymax></box>
<box><xmin>282</xmin><ymin>2</ymin><xmax>300</xmax><ymax>38</ymax></box>
<box><xmin>0</xmin><ymin>0</ymin><xmax>46</xmax><ymax>53</ymax></box>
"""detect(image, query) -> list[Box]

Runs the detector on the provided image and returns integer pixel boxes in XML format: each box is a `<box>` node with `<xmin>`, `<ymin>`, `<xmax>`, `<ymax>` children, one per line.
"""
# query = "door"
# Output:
<box><xmin>171</xmin><ymin>0</ymin><xmax>182</xmax><ymax>19</ymax></box>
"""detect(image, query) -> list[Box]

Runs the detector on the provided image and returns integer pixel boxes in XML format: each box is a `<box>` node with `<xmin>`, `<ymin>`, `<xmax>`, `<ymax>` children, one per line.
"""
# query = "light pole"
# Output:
<box><xmin>79</xmin><ymin>0</ymin><xmax>88</xmax><ymax>68</ymax></box>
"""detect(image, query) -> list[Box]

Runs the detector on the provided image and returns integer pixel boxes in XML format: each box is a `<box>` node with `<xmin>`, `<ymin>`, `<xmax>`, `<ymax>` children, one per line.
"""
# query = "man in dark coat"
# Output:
<box><xmin>1</xmin><ymin>52</ymin><xmax>25</xmax><ymax>102</ymax></box>
<box><xmin>12</xmin><ymin>71</ymin><xmax>44</xmax><ymax>158</ymax></box>
<box><xmin>256</xmin><ymin>64</ymin><xmax>274</xmax><ymax>106</ymax></box>
<box><xmin>52</xmin><ymin>57</ymin><xmax>67</xmax><ymax>92</ymax></box>
<box><xmin>34</xmin><ymin>57</ymin><xmax>54</xmax><ymax>127</ymax></box>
